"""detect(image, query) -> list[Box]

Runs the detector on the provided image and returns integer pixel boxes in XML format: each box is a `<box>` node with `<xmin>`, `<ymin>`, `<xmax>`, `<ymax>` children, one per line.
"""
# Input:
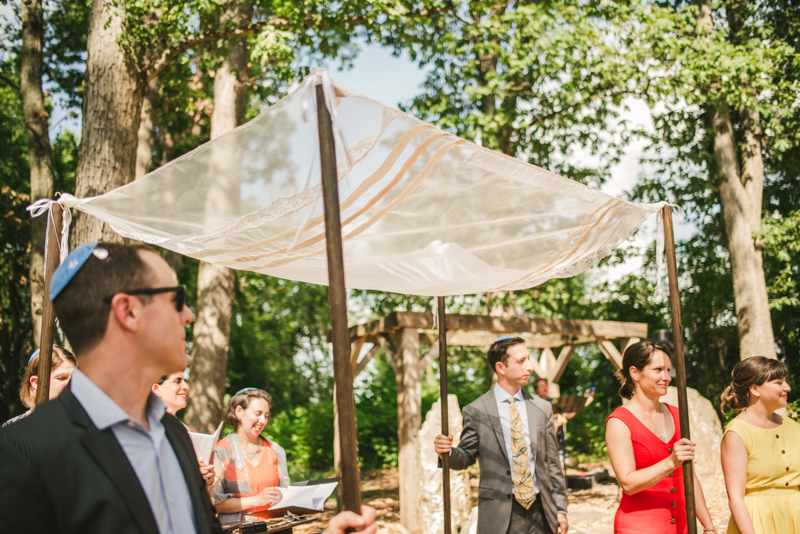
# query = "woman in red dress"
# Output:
<box><xmin>606</xmin><ymin>339</ymin><xmax>717</xmax><ymax>534</ymax></box>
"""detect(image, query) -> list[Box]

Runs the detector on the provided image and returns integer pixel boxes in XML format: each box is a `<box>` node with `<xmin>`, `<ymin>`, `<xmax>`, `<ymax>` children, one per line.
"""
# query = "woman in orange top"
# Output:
<box><xmin>211</xmin><ymin>388</ymin><xmax>290</xmax><ymax>528</ymax></box>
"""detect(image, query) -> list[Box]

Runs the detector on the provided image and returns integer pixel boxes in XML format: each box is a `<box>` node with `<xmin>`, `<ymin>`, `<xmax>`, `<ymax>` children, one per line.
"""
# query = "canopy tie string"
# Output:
<box><xmin>26</xmin><ymin>197</ymin><xmax>73</xmax><ymax>265</ymax></box>
<box><xmin>655</xmin><ymin>203</ymin><xmax>685</xmax><ymax>297</ymax></box>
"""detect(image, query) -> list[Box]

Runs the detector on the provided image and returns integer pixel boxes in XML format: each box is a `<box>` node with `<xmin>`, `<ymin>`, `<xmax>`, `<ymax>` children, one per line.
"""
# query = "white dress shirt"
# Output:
<box><xmin>71</xmin><ymin>369</ymin><xmax>197</xmax><ymax>534</ymax></box>
<box><xmin>493</xmin><ymin>382</ymin><xmax>540</xmax><ymax>494</ymax></box>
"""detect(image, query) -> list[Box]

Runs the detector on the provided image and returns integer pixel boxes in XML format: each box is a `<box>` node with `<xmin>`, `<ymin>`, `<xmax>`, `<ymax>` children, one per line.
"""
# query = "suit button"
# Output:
<box><xmin>787</xmin><ymin>483</ymin><xmax>790</xmax><ymax>486</ymax></box>
<box><xmin>668</xmin><ymin>448</ymin><xmax>673</xmax><ymax>453</ymax></box>
<box><xmin>671</xmin><ymin>487</ymin><xmax>676</xmax><ymax>493</ymax></box>
<box><xmin>507</xmin><ymin>494</ymin><xmax>512</xmax><ymax>500</ymax></box>
<box><xmin>776</xmin><ymin>434</ymin><xmax>780</xmax><ymax>438</ymax></box>
<box><xmin>507</xmin><ymin>470</ymin><xmax>511</xmax><ymax>476</ymax></box>
<box><xmin>782</xmin><ymin>450</ymin><xmax>786</xmax><ymax>454</ymax></box>
<box><xmin>671</xmin><ymin>519</ymin><xmax>676</xmax><ymax>524</ymax></box>
<box><xmin>672</xmin><ymin>502</ymin><xmax>677</xmax><ymax>508</ymax></box>
<box><xmin>669</xmin><ymin>472</ymin><xmax>674</xmax><ymax>477</ymax></box>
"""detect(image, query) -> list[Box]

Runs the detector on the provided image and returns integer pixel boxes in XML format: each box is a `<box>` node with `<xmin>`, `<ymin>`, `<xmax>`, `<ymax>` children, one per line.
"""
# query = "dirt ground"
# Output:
<box><xmin>293</xmin><ymin>464</ymin><xmax>732</xmax><ymax>534</ymax></box>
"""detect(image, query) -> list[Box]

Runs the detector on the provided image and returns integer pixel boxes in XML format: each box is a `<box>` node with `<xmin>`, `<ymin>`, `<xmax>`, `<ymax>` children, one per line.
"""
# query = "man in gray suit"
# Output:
<box><xmin>434</xmin><ymin>336</ymin><xmax>568</xmax><ymax>534</ymax></box>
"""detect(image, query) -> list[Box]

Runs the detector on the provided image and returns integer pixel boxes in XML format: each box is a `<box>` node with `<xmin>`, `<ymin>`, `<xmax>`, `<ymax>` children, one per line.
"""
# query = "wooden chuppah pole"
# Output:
<box><xmin>437</xmin><ymin>296</ymin><xmax>452</xmax><ymax>534</ymax></box>
<box><xmin>317</xmin><ymin>85</ymin><xmax>362</xmax><ymax>514</ymax></box>
<box><xmin>662</xmin><ymin>205</ymin><xmax>696</xmax><ymax>534</ymax></box>
<box><xmin>35</xmin><ymin>203</ymin><xmax>63</xmax><ymax>406</ymax></box>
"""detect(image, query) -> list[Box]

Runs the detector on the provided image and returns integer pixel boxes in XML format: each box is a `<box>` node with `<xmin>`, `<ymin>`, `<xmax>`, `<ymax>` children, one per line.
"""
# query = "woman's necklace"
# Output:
<box><xmin>242</xmin><ymin>439</ymin><xmax>262</xmax><ymax>459</ymax></box>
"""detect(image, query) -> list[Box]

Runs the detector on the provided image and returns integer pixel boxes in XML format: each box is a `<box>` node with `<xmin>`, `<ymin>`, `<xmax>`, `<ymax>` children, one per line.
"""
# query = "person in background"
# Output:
<box><xmin>153</xmin><ymin>372</ymin><xmax>215</xmax><ymax>488</ymax></box>
<box><xmin>534</xmin><ymin>378</ymin><xmax>574</xmax><ymax>469</ymax></box>
<box><xmin>720</xmin><ymin>356</ymin><xmax>800</xmax><ymax>534</ymax></box>
<box><xmin>2</xmin><ymin>345</ymin><xmax>76</xmax><ymax>428</ymax></box>
<box><xmin>434</xmin><ymin>336</ymin><xmax>568</xmax><ymax>534</ymax></box>
<box><xmin>212</xmin><ymin>388</ymin><xmax>289</xmax><ymax>528</ymax></box>
<box><xmin>606</xmin><ymin>339</ymin><xmax>716</xmax><ymax>534</ymax></box>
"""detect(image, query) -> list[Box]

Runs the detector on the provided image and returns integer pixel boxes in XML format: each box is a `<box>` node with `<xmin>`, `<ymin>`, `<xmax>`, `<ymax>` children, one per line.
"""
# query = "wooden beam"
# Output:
<box><xmin>35</xmin><ymin>203</ymin><xmax>63</xmax><ymax>406</ymax></box>
<box><xmin>550</xmin><ymin>345</ymin><xmax>576</xmax><ymax>383</ymax></box>
<box><xmin>418</xmin><ymin>330</ymin><xmax>456</xmax><ymax>372</ymax></box>
<box><xmin>597</xmin><ymin>337</ymin><xmax>623</xmax><ymax>370</ymax></box>
<box><xmin>620</xmin><ymin>337</ymin><xmax>640</xmax><ymax>357</ymax></box>
<box><xmin>417</xmin><ymin>331</ymin><xmax>596</xmax><ymax>349</ymax></box>
<box><xmin>350</xmin><ymin>336</ymin><xmax>366</xmax><ymax>375</ymax></box>
<box><xmin>355</xmin><ymin>340</ymin><xmax>383</xmax><ymax>377</ymax></box>
<box><xmin>348</xmin><ymin>312</ymin><xmax>648</xmax><ymax>340</ymax></box>
<box><xmin>663</xmin><ymin>205</ymin><xmax>696</xmax><ymax>534</ymax></box>
<box><xmin>539</xmin><ymin>347</ymin><xmax>558</xmax><ymax>379</ymax></box>
<box><xmin>318</xmin><ymin>85</ymin><xmax>361</xmax><ymax>514</ymax></box>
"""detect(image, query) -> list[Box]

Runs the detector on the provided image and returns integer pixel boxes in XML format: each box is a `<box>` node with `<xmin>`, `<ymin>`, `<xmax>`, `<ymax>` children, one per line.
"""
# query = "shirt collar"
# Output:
<box><xmin>70</xmin><ymin>369</ymin><xmax>167</xmax><ymax>430</ymax></box>
<box><xmin>493</xmin><ymin>382</ymin><xmax>524</xmax><ymax>403</ymax></box>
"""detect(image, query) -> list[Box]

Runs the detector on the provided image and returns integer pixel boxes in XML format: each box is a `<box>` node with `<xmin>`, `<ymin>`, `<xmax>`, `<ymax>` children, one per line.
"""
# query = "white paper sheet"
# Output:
<box><xmin>269</xmin><ymin>482</ymin><xmax>338</xmax><ymax>511</ymax></box>
<box><xmin>188</xmin><ymin>421</ymin><xmax>224</xmax><ymax>462</ymax></box>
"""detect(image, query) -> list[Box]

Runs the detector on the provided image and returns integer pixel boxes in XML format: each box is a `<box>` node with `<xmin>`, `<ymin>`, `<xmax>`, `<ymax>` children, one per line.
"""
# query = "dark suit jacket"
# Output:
<box><xmin>449</xmin><ymin>389</ymin><xmax>568</xmax><ymax>534</ymax></box>
<box><xmin>0</xmin><ymin>385</ymin><xmax>222</xmax><ymax>534</ymax></box>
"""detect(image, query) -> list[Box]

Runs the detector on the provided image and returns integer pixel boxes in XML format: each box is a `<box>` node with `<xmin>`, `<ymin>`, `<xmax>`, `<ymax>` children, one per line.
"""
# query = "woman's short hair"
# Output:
<box><xmin>223</xmin><ymin>388</ymin><xmax>272</xmax><ymax>427</ymax></box>
<box><xmin>20</xmin><ymin>346</ymin><xmax>77</xmax><ymax>408</ymax></box>
<box><xmin>615</xmin><ymin>339</ymin><xmax>672</xmax><ymax>400</ymax></box>
<box><xmin>720</xmin><ymin>356</ymin><xmax>788</xmax><ymax>413</ymax></box>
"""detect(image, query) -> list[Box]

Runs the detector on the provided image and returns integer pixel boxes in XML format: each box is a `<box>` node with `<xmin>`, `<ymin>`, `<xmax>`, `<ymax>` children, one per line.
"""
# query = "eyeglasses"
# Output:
<box><xmin>103</xmin><ymin>286</ymin><xmax>187</xmax><ymax>312</ymax></box>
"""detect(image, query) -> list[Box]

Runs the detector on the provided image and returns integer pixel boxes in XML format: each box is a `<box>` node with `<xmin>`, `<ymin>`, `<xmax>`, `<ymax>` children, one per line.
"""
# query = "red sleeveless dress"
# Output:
<box><xmin>607</xmin><ymin>404</ymin><xmax>686</xmax><ymax>534</ymax></box>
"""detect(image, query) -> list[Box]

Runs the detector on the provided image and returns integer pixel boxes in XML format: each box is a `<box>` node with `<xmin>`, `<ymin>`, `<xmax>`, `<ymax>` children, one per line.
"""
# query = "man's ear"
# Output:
<box><xmin>152</xmin><ymin>383</ymin><xmax>161</xmax><ymax>396</ymax></box>
<box><xmin>495</xmin><ymin>361</ymin><xmax>505</xmax><ymax>376</ymax></box>
<box><xmin>30</xmin><ymin>374</ymin><xmax>38</xmax><ymax>392</ymax></box>
<box><xmin>109</xmin><ymin>293</ymin><xmax>142</xmax><ymax>333</ymax></box>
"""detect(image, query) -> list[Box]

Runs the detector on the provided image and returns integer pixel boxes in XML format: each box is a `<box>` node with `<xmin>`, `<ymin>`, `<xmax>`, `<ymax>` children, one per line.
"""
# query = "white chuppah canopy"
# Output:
<box><xmin>58</xmin><ymin>71</ymin><xmax>664</xmax><ymax>296</ymax></box>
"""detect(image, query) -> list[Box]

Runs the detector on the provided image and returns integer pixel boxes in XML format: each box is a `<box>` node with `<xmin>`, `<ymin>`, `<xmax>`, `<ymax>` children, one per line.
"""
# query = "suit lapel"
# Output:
<box><xmin>61</xmin><ymin>390</ymin><xmax>159</xmax><ymax>534</ymax></box>
<box><xmin>482</xmin><ymin>392</ymin><xmax>509</xmax><ymax>465</ymax></box>
<box><xmin>163</xmin><ymin>414</ymin><xmax>207</xmax><ymax>534</ymax></box>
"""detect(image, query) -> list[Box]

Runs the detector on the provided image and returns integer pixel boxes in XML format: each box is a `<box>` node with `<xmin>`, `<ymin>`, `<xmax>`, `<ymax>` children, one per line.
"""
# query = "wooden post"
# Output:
<box><xmin>663</xmin><ymin>205</ymin><xmax>696</xmax><ymax>534</ymax></box>
<box><xmin>317</xmin><ymin>85</ymin><xmax>362</xmax><ymax>514</ymax></box>
<box><xmin>438</xmin><ymin>296</ymin><xmax>452</xmax><ymax>534</ymax></box>
<box><xmin>35</xmin><ymin>203</ymin><xmax>63</xmax><ymax>406</ymax></box>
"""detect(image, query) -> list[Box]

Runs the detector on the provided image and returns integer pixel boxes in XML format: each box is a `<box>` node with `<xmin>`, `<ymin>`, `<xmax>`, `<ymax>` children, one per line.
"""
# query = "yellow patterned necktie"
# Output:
<box><xmin>508</xmin><ymin>397</ymin><xmax>536</xmax><ymax>509</ymax></box>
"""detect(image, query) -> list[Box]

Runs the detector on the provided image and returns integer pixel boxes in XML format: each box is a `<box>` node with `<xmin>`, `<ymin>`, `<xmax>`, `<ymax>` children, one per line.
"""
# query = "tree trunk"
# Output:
<box><xmin>185</xmin><ymin>2</ymin><xmax>250</xmax><ymax>433</ymax></box>
<box><xmin>73</xmin><ymin>0</ymin><xmax>145</xmax><ymax>245</ymax></box>
<box><xmin>135</xmin><ymin>79</ymin><xmax>159</xmax><ymax>179</ymax></box>
<box><xmin>711</xmin><ymin>105</ymin><xmax>776</xmax><ymax>358</ymax></box>
<box><xmin>390</xmin><ymin>327</ymin><xmax>422</xmax><ymax>534</ymax></box>
<box><xmin>20</xmin><ymin>0</ymin><xmax>54</xmax><ymax>348</ymax></box>
<box><xmin>695</xmin><ymin>0</ymin><xmax>775</xmax><ymax>359</ymax></box>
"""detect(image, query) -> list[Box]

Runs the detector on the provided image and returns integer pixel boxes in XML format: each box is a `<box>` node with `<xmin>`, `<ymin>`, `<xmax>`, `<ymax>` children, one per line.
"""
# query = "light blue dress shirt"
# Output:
<box><xmin>71</xmin><ymin>370</ymin><xmax>197</xmax><ymax>534</ymax></box>
<box><xmin>492</xmin><ymin>382</ymin><xmax>540</xmax><ymax>494</ymax></box>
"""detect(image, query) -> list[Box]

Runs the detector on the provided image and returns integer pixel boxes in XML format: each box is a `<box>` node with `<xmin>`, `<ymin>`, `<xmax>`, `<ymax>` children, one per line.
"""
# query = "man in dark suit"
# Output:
<box><xmin>0</xmin><ymin>243</ymin><xmax>222</xmax><ymax>533</ymax></box>
<box><xmin>434</xmin><ymin>336</ymin><xmax>568</xmax><ymax>534</ymax></box>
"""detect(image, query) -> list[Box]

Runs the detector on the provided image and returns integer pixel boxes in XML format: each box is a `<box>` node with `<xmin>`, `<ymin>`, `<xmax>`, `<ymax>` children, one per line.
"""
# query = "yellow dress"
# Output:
<box><xmin>725</xmin><ymin>416</ymin><xmax>800</xmax><ymax>533</ymax></box>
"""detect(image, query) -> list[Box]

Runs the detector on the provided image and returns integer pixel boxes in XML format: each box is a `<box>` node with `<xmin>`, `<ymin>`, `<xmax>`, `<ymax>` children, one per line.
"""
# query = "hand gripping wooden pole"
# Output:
<box><xmin>438</xmin><ymin>296</ymin><xmax>452</xmax><ymax>534</ymax></box>
<box><xmin>317</xmin><ymin>85</ymin><xmax>362</xmax><ymax>515</ymax></box>
<box><xmin>663</xmin><ymin>205</ymin><xmax>696</xmax><ymax>534</ymax></box>
<box><xmin>35</xmin><ymin>203</ymin><xmax>63</xmax><ymax>407</ymax></box>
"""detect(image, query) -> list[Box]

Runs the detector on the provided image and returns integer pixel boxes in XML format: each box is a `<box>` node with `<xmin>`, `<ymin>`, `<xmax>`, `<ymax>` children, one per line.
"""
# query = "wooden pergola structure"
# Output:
<box><xmin>334</xmin><ymin>311</ymin><xmax>647</xmax><ymax>533</ymax></box>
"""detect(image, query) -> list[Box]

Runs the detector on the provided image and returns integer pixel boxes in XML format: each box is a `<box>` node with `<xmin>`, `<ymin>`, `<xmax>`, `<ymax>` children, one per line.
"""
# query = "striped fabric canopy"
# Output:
<box><xmin>60</xmin><ymin>71</ymin><xmax>663</xmax><ymax>297</ymax></box>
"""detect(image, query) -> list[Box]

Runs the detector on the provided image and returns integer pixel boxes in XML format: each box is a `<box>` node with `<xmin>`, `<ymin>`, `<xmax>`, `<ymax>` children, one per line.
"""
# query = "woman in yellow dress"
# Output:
<box><xmin>721</xmin><ymin>356</ymin><xmax>800</xmax><ymax>533</ymax></box>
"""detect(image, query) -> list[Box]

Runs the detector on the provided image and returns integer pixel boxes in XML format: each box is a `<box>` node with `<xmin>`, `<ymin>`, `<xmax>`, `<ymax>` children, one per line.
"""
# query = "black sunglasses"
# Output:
<box><xmin>103</xmin><ymin>286</ymin><xmax>187</xmax><ymax>312</ymax></box>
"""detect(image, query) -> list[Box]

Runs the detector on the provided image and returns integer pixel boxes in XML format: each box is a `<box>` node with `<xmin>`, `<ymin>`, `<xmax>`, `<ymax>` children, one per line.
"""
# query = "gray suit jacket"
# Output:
<box><xmin>449</xmin><ymin>389</ymin><xmax>567</xmax><ymax>533</ymax></box>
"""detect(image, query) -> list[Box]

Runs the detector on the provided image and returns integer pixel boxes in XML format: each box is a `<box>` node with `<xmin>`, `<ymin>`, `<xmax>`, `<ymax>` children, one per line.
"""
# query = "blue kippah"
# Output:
<box><xmin>493</xmin><ymin>335</ymin><xmax>515</xmax><ymax>343</ymax></box>
<box><xmin>234</xmin><ymin>387</ymin><xmax>258</xmax><ymax>396</ymax></box>
<box><xmin>50</xmin><ymin>243</ymin><xmax>100</xmax><ymax>301</ymax></box>
<box><xmin>28</xmin><ymin>348</ymin><xmax>41</xmax><ymax>366</ymax></box>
